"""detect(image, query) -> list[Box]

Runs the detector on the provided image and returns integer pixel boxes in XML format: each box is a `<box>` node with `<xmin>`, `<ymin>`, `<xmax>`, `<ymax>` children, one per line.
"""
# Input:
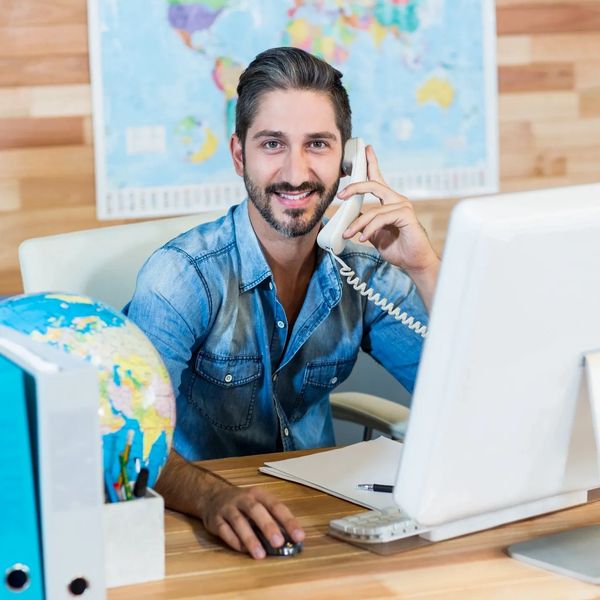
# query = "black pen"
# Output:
<box><xmin>133</xmin><ymin>467</ymin><xmax>149</xmax><ymax>498</ymax></box>
<box><xmin>356</xmin><ymin>483</ymin><xmax>394</xmax><ymax>493</ymax></box>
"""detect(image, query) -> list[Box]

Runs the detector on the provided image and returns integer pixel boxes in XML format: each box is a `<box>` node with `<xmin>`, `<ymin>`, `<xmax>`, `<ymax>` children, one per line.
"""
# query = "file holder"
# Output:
<box><xmin>103</xmin><ymin>489</ymin><xmax>165</xmax><ymax>587</ymax></box>
<box><xmin>0</xmin><ymin>326</ymin><xmax>106</xmax><ymax>599</ymax></box>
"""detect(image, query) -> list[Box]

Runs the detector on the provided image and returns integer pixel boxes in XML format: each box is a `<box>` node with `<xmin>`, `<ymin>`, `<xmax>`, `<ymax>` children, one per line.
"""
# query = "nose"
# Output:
<box><xmin>280</xmin><ymin>146</ymin><xmax>311</xmax><ymax>187</ymax></box>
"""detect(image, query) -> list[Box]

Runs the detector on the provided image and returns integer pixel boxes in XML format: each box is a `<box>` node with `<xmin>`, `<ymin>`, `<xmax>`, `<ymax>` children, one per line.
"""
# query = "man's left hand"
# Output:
<box><xmin>339</xmin><ymin>145</ymin><xmax>440</xmax><ymax>308</ymax></box>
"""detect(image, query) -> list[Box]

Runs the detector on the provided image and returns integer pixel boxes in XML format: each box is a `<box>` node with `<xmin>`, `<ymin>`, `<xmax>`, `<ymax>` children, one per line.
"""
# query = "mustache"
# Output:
<box><xmin>265</xmin><ymin>181</ymin><xmax>326</xmax><ymax>195</ymax></box>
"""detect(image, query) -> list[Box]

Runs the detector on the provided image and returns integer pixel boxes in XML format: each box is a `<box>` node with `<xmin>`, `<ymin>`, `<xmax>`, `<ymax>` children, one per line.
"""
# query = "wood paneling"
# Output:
<box><xmin>497</xmin><ymin>3</ymin><xmax>600</xmax><ymax>34</ymax></box>
<box><xmin>19</xmin><ymin>175</ymin><xmax>94</xmax><ymax>209</ymax></box>
<box><xmin>0</xmin><ymin>1</ymin><xmax>87</xmax><ymax>27</ymax></box>
<box><xmin>0</xmin><ymin>24</ymin><xmax>88</xmax><ymax>56</ymax></box>
<box><xmin>0</xmin><ymin>55</ymin><xmax>89</xmax><ymax>86</ymax></box>
<box><xmin>580</xmin><ymin>87</ymin><xmax>600</xmax><ymax>115</ymax></box>
<box><xmin>27</xmin><ymin>84</ymin><xmax>90</xmax><ymax>118</ymax></box>
<box><xmin>0</xmin><ymin>145</ymin><xmax>94</xmax><ymax>178</ymax></box>
<box><xmin>1</xmin><ymin>0</ymin><xmax>599</xmax><ymax>295</ymax></box>
<box><xmin>498</xmin><ymin>63</ymin><xmax>574</xmax><ymax>93</ymax></box>
<box><xmin>532</xmin><ymin>32</ymin><xmax>600</xmax><ymax>60</ymax></box>
<box><xmin>0</xmin><ymin>116</ymin><xmax>85</xmax><ymax>149</ymax></box>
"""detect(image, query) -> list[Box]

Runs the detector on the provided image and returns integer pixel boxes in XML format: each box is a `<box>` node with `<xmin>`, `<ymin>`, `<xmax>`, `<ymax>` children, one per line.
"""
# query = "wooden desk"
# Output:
<box><xmin>109</xmin><ymin>449</ymin><xmax>600</xmax><ymax>599</ymax></box>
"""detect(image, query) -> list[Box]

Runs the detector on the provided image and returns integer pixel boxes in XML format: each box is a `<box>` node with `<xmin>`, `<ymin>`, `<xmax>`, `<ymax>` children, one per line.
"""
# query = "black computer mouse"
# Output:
<box><xmin>250</xmin><ymin>522</ymin><xmax>303</xmax><ymax>557</ymax></box>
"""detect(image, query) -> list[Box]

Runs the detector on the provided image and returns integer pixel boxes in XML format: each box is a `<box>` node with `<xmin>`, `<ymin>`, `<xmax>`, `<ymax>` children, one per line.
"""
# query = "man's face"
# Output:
<box><xmin>231</xmin><ymin>89</ymin><xmax>343</xmax><ymax>238</ymax></box>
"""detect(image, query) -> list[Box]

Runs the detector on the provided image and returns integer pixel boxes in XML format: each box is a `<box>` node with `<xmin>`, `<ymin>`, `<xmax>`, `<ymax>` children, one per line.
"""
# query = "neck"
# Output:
<box><xmin>248</xmin><ymin>202</ymin><xmax>320</xmax><ymax>329</ymax></box>
<box><xmin>262</xmin><ymin>240</ymin><xmax>317</xmax><ymax>287</ymax></box>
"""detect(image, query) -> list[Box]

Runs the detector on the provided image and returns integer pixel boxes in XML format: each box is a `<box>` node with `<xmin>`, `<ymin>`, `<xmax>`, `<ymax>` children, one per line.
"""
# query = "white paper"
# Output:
<box><xmin>260</xmin><ymin>436</ymin><xmax>403</xmax><ymax>511</ymax></box>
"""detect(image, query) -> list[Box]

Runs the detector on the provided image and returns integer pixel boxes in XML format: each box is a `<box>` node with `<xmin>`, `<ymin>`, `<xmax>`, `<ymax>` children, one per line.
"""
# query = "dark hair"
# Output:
<box><xmin>235</xmin><ymin>46</ymin><xmax>351</xmax><ymax>146</ymax></box>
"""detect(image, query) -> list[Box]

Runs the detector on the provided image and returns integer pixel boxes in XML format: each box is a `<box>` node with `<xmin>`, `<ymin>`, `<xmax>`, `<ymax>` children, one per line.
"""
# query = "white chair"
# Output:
<box><xmin>19</xmin><ymin>212</ymin><xmax>409</xmax><ymax>441</ymax></box>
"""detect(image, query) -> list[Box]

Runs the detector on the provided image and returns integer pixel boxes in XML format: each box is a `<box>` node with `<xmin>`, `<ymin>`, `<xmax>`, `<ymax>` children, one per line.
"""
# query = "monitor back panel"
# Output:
<box><xmin>396</xmin><ymin>183</ymin><xmax>600</xmax><ymax>526</ymax></box>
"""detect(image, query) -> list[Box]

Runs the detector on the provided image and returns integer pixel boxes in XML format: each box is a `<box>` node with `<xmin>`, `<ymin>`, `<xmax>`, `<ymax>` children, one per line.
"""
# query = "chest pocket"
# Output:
<box><xmin>292</xmin><ymin>358</ymin><xmax>356</xmax><ymax>422</ymax></box>
<box><xmin>189</xmin><ymin>352</ymin><xmax>263</xmax><ymax>430</ymax></box>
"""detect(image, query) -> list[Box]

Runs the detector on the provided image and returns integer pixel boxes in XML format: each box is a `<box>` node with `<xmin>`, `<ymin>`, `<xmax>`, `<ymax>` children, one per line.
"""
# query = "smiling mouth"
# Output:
<box><xmin>273</xmin><ymin>189</ymin><xmax>316</xmax><ymax>207</ymax></box>
<box><xmin>278</xmin><ymin>190</ymin><xmax>311</xmax><ymax>201</ymax></box>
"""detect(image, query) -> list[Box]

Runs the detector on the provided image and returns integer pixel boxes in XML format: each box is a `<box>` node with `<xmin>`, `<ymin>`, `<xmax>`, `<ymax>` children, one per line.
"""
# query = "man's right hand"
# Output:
<box><xmin>202</xmin><ymin>483</ymin><xmax>305</xmax><ymax>559</ymax></box>
<box><xmin>154</xmin><ymin>450</ymin><xmax>305</xmax><ymax>559</ymax></box>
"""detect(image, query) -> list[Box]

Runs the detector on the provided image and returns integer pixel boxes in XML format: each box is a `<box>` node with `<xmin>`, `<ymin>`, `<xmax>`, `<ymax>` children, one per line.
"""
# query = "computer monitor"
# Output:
<box><xmin>395</xmin><ymin>183</ymin><xmax>600</xmax><ymax>540</ymax></box>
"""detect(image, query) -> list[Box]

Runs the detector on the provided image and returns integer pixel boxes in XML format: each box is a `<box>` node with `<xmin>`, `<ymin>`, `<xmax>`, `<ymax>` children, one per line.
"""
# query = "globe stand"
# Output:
<box><xmin>507</xmin><ymin>351</ymin><xmax>600</xmax><ymax>584</ymax></box>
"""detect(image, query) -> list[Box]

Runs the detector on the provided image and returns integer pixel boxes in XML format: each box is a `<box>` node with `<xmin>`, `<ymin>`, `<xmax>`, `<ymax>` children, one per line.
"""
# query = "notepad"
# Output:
<box><xmin>259</xmin><ymin>436</ymin><xmax>403</xmax><ymax>511</ymax></box>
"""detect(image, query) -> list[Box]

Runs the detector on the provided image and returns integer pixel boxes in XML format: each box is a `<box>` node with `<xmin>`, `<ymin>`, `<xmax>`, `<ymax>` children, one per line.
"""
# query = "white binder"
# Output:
<box><xmin>0</xmin><ymin>326</ymin><xmax>106</xmax><ymax>599</ymax></box>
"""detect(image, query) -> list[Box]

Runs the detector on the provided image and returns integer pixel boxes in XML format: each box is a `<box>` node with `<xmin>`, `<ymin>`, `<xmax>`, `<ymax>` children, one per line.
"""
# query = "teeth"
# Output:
<box><xmin>278</xmin><ymin>191</ymin><xmax>311</xmax><ymax>200</ymax></box>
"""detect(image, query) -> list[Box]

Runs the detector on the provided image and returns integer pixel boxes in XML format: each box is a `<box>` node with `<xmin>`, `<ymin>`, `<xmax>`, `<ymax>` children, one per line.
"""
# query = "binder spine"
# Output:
<box><xmin>0</xmin><ymin>356</ymin><xmax>44</xmax><ymax>598</ymax></box>
<box><xmin>36</xmin><ymin>369</ymin><xmax>106</xmax><ymax>599</ymax></box>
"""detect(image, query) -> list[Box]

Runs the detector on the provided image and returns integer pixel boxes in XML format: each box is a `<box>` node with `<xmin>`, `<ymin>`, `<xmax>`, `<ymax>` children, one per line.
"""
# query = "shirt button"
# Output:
<box><xmin>284</xmin><ymin>427</ymin><xmax>289</xmax><ymax>436</ymax></box>
<box><xmin>330</xmin><ymin>376</ymin><xmax>338</xmax><ymax>385</ymax></box>
<box><xmin>269</xmin><ymin>282</ymin><xmax>273</xmax><ymax>290</ymax></box>
<box><xmin>224</xmin><ymin>373</ymin><xmax>233</xmax><ymax>383</ymax></box>
<box><xmin>277</xmin><ymin>320</ymin><xmax>285</xmax><ymax>329</ymax></box>
<box><xmin>272</xmin><ymin>373</ymin><xmax>278</xmax><ymax>382</ymax></box>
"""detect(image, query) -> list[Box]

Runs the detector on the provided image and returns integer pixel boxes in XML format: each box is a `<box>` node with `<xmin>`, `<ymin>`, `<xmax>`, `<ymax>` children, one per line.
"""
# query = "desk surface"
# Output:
<box><xmin>108</xmin><ymin>449</ymin><xmax>600</xmax><ymax>600</ymax></box>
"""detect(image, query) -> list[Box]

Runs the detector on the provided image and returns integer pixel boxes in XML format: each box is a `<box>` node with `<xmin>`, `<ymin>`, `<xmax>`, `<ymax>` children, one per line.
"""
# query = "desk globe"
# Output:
<box><xmin>0</xmin><ymin>292</ymin><xmax>175</xmax><ymax>493</ymax></box>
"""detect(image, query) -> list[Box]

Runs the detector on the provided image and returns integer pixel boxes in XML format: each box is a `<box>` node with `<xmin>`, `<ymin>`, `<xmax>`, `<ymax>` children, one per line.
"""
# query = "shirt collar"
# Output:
<box><xmin>315</xmin><ymin>245</ymin><xmax>343</xmax><ymax>307</ymax></box>
<box><xmin>233</xmin><ymin>199</ymin><xmax>272</xmax><ymax>292</ymax></box>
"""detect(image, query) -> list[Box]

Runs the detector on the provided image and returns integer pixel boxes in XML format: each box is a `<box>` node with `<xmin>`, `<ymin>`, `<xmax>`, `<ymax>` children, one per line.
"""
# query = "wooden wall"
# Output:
<box><xmin>1</xmin><ymin>1</ymin><xmax>599</xmax><ymax>296</ymax></box>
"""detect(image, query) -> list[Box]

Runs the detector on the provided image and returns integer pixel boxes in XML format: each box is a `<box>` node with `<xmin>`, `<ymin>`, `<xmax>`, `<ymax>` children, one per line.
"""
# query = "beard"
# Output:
<box><xmin>244</xmin><ymin>170</ymin><xmax>339</xmax><ymax>238</ymax></box>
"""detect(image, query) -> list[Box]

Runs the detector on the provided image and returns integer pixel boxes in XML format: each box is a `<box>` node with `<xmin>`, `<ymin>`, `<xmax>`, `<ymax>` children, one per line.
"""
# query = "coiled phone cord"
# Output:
<box><xmin>329</xmin><ymin>251</ymin><xmax>428</xmax><ymax>339</ymax></box>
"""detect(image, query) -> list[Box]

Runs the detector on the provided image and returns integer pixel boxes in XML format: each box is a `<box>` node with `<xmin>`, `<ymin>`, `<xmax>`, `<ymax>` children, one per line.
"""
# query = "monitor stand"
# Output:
<box><xmin>508</xmin><ymin>525</ymin><xmax>600</xmax><ymax>584</ymax></box>
<box><xmin>507</xmin><ymin>351</ymin><xmax>600</xmax><ymax>583</ymax></box>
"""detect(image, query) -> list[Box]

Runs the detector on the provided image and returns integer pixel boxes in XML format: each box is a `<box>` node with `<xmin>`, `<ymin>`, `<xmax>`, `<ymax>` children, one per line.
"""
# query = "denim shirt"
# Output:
<box><xmin>125</xmin><ymin>200</ymin><xmax>428</xmax><ymax>460</ymax></box>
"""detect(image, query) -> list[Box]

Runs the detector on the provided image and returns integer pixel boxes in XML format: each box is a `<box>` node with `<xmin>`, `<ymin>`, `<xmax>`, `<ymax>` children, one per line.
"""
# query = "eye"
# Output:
<box><xmin>308</xmin><ymin>140</ymin><xmax>329</xmax><ymax>150</ymax></box>
<box><xmin>263</xmin><ymin>140</ymin><xmax>283</xmax><ymax>150</ymax></box>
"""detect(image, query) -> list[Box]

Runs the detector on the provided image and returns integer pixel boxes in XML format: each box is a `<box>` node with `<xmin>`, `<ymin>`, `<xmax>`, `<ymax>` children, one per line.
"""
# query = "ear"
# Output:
<box><xmin>339</xmin><ymin>140</ymin><xmax>348</xmax><ymax>177</ymax></box>
<box><xmin>230</xmin><ymin>134</ymin><xmax>244</xmax><ymax>177</ymax></box>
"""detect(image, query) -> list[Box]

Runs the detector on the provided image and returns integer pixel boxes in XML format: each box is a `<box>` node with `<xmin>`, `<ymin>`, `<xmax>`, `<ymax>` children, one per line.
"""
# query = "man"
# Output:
<box><xmin>126</xmin><ymin>47</ymin><xmax>440</xmax><ymax>559</ymax></box>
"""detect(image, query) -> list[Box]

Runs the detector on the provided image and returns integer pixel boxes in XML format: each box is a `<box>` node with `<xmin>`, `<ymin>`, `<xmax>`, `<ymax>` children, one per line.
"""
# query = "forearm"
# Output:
<box><xmin>154</xmin><ymin>449</ymin><xmax>231</xmax><ymax>520</ymax></box>
<box><xmin>405</xmin><ymin>256</ymin><xmax>440</xmax><ymax>313</ymax></box>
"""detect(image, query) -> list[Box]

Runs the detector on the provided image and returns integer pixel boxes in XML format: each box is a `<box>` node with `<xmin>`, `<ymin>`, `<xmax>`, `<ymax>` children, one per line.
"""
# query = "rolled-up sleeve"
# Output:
<box><xmin>360</xmin><ymin>260</ymin><xmax>428</xmax><ymax>395</ymax></box>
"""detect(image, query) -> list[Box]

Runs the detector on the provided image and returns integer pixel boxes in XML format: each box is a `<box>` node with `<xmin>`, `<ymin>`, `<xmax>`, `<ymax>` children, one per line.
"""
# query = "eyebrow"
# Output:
<box><xmin>251</xmin><ymin>130</ymin><xmax>338</xmax><ymax>141</ymax></box>
<box><xmin>252</xmin><ymin>130</ymin><xmax>285</xmax><ymax>140</ymax></box>
<box><xmin>306</xmin><ymin>131</ymin><xmax>338</xmax><ymax>141</ymax></box>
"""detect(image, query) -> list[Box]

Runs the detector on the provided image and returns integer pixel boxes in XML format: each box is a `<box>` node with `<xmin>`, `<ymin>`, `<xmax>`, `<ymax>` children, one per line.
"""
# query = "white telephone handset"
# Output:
<box><xmin>317</xmin><ymin>137</ymin><xmax>366</xmax><ymax>255</ymax></box>
<box><xmin>318</xmin><ymin>138</ymin><xmax>428</xmax><ymax>338</ymax></box>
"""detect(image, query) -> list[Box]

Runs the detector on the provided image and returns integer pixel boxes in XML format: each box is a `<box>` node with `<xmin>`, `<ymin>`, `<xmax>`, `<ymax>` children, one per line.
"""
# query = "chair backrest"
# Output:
<box><xmin>19</xmin><ymin>210</ymin><xmax>227</xmax><ymax>310</ymax></box>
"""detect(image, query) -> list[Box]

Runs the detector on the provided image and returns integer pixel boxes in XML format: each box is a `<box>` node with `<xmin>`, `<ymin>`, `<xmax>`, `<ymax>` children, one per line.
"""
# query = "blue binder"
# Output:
<box><xmin>0</xmin><ymin>355</ymin><xmax>44</xmax><ymax>598</ymax></box>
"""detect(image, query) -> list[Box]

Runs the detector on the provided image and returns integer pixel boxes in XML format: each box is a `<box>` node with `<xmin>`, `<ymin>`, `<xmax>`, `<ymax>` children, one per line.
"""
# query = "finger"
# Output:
<box><xmin>338</xmin><ymin>180</ymin><xmax>408</xmax><ymax>206</ymax></box>
<box><xmin>343</xmin><ymin>203</ymin><xmax>413</xmax><ymax>239</ymax></box>
<box><xmin>238</xmin><ymin>496</ymin><xmax>285</xmax><ymax>548</ymax></box>
<box><xmin>254</xmin><ymin>488</ymin><xmax>305</xmax><ymax>543</ymax></box>
<box><xmin>365</xmin><ymin>145</ymin><xmax>386</xmax><ymax>185</ymax></box>
<box><xmin>358</xmin><ymin>207</ymin><xmax>415</xmax><ymax>243</ymax></box>
<box><xmin>214</xmin><ymin>517</ymin><xmax>244</xmax><ymax>553</ymax></box>
<box><xmin>224</xmin><ymin>508</ymin><xmax>266</xmax><ymax>559</ymax></box>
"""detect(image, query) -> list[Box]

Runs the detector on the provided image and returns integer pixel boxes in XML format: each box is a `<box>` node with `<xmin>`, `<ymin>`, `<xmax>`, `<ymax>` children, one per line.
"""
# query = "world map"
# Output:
<box><xmin>91</xmin><ymin>0</ymin><xmax>497</xmax><ymax>218</ymax></box>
